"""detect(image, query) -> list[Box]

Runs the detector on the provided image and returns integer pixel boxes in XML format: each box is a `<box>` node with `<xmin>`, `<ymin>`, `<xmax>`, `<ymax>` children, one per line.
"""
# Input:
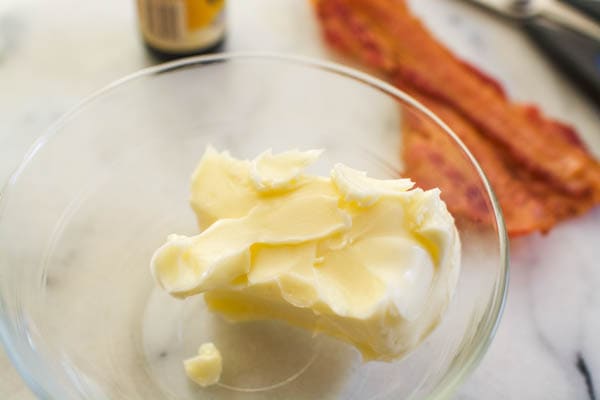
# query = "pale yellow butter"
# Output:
<box><xmin>184</xmin><ymin>342</ymin><xmax>222</xmax><ymax>387</ymax></box>
<box><xmin>251</xmin><ymin>148</ymin><xmax>323</xmax><ymax>192</ymax></box>
<box><xmin>152</xmin><ymin>148</ymin><xmax>461</xmax><ymax>361</ymax></box>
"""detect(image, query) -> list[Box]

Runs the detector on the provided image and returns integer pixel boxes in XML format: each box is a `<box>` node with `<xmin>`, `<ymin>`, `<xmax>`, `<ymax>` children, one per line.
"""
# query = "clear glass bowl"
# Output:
<box><xmin>0</xmin><ymin>54</ymin><xmax>508</xmax><ymax>400</ymax></box>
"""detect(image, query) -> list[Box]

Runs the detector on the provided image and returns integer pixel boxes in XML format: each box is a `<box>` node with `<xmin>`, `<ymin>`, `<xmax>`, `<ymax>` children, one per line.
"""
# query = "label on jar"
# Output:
<box><xmin>137</xmin><ymin>0</ymin><xmax>225</xmax><ymax>53</ymax></box>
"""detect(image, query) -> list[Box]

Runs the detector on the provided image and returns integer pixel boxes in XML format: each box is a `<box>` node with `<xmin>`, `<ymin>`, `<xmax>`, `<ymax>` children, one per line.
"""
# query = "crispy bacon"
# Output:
<box><xmin>402</xmin><ymin>90</ymin><xmax>599</xmax><ymax>236</ymax></box>
<box><xmin>314</xmin><ymin>0</ymin><xmax>600</xmax><ymax>236</ymax></box>
<box><xmin>401</xmin><ymin>92</ymin><xmax>552</xmax><ymax>236</ymax></box>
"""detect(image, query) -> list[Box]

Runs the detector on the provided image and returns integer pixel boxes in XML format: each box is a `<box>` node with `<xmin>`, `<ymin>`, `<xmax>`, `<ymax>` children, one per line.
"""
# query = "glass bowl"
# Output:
<box><xmin>0</xmin><ymin>53</ymin><xmax>508</xmax><ymax>400</ymax></box>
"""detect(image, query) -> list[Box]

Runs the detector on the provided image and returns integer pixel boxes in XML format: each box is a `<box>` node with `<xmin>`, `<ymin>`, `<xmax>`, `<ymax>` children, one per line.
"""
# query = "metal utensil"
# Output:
<box><xmin>466</xmin><ymin>0</ymin><xmax>600</xmax><ymax>101</ymax></box>
<box><xmin>565</xmin><ymin>0</ymin><xmax>600</xmax><ymax>23</ymax></box>
<box><xmin>468</xmin><ymin>0</ymin><xmax>600</xmax><ymax>40</ymax></box>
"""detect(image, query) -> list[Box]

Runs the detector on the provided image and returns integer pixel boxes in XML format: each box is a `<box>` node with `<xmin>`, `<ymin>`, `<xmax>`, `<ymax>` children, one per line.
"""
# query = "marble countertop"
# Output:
<box><xmin>1</xmin><ymin>0</ymin><xmax>599</xmax><ymax>399</ymax></box>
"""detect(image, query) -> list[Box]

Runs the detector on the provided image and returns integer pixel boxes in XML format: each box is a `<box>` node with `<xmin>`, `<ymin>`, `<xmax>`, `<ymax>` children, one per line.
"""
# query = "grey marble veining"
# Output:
<box><xmin>1</xmin><ymin>0</ymin><xmax>599</xmax><ymax>399</ymax></box>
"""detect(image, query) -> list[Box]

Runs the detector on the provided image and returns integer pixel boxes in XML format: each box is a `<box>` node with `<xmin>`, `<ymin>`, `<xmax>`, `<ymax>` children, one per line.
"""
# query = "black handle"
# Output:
<box><xmin>523</xmin><ymin>17</ymin><xmax>600</xmax><ymax>102</ymax></box>
<box><xmin>560</xmin><ymin>0</ymin><xmax>600</xmax><ymax>24</ymax></box>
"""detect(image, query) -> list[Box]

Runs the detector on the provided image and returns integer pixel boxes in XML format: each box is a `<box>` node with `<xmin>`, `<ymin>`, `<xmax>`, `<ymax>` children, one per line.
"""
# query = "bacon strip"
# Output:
<box><xmin>314</xmin><ymin>0</ymin><xmax>600</xmax><ymax>236</ymax></box>
<box><xmin>403</xmin><ymin>90</ymin><xmax>598</xmax><ymax>236</ymax></box>
<box><xmin>402</xmin><ymin>92</ymin><xmax>551</xmax><ymax>235</ymax></box>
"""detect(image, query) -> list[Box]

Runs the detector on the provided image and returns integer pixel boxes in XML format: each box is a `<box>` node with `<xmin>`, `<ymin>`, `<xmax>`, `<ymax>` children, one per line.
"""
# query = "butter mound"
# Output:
<box><xmin>152</xmin><ymin>148</ymin><xmax>461</xmax><ymax>361</ymax></box>
<box><xmin>184</xmin><ymin>342</ymin><xmax>222</xmax><ymax>387</ymax></box>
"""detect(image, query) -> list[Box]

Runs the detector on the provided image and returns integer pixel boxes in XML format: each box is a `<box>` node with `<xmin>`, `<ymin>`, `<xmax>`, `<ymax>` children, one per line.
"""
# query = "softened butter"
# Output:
<box><xmin>152</xmin><ymin>147</ymin><xmax>460</xmax><ymax>361</ymax></box>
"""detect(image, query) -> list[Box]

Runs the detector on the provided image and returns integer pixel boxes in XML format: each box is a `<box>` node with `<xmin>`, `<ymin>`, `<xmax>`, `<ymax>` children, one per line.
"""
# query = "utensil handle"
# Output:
<box><xmin>523</xmin><ymin>17</ymin><xmax>600</xmax><ymax>102</ymax></box>
<box><xmin>561</xmin><ymin>0</ymin><xmax>600</xmax><ymax>24</ymax></box>
<box><xmin>542</xmin><ymin>0</ymin><xmax>600</xmax><ymax>42</ymax></box>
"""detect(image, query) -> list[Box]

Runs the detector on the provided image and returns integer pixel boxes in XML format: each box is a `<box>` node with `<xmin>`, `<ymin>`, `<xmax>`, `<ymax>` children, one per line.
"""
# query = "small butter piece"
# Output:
<box><xmin>184</xmin><ymin>342</ymin><xmax>223</xmax><ymax>387</ymax></box>
<box><xmin>331</xmin><ymin>163</ymin><xmax>414</xmax><ymax>206</ymax></box>
<box><xmin>250</xmin><ymin>148</ymin><xmax>323</xmax><ymax>191</ymax></box>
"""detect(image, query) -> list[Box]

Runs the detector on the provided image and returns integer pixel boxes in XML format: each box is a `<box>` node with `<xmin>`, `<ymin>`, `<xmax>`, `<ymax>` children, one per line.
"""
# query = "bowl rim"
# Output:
<box><xmin>0</xmin><ymin>52</ymin><xmax>509</xmax><ymax>400</ymax></box>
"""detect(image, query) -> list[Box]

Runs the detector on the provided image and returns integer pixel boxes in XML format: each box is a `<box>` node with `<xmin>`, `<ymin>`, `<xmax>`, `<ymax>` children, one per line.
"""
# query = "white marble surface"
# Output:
<box><xmin>1</xmin><ymin>0</ymin><xmax>599</xmax><ymax>399</ymax></box>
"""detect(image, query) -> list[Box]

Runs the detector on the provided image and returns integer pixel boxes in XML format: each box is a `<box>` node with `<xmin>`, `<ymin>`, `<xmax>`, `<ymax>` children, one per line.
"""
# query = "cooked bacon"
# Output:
<box><xmin>402</xmin><ymin>90</ymin><xmax>599</xmax><ymax>236</ymax></box>
<box><xmin>317</xmin><ymin>0</ymin><xmax>600</xmax><ymax>196</ymax></box>
<box><xmin>402</xmin><ymin>92</ymin><xmax>551</xmax><ymax>235</ymax></box>
<box><xmin>314</xmin><ymin>0</ymin><xmax>600</xmax><ymax>236</ymax></box>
